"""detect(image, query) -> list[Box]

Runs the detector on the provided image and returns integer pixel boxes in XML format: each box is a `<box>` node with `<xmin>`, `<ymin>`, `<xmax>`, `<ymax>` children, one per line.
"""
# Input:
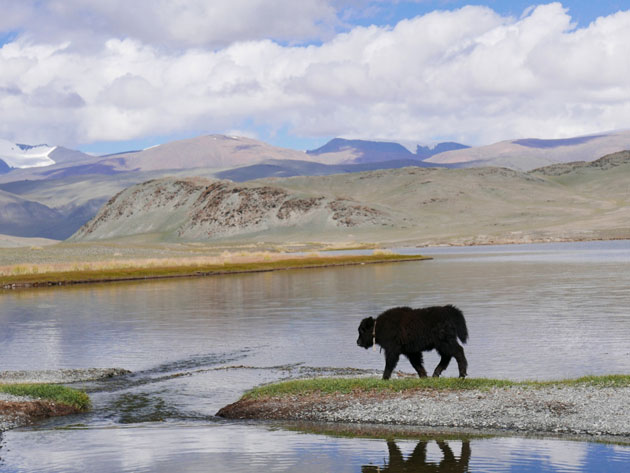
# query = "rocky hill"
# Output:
<box><xmin>71</xmin><ymin>151</ymin><xmax>630</xmax><ymax>246</ymax></box>
<box><xmin>71</xmin><ymin>177</ymin><xmax>391</xmax><ymax>242</ymax></box>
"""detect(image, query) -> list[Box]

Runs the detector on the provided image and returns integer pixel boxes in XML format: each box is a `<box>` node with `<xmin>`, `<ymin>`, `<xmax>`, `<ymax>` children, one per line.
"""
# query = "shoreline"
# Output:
<box><xmin>2</xmin><ymin>234</ymin><xmax>627</xmax><ymax>291</ymax></box>
<box><xmin>217</xmin><ymin>377</ymin><xmax>630</xmax><ymax>443</ymax></box>
<box><xmin>0</xmin><ymin>399</ymin><xmax>85</xmax><ymax>432</ymax></box>
<box><xmin>414</xmin><ymin>235</ymin><xmax>630</xmax><ymax>248</ymax></box>
<box><xmin>0</xmin><ymin>254</ymin><xmax>429</xmax><ymax>290</ymax></box>
<box><xmin>0</xmin><ymin>368</ymin><xmax>128</xmax><ymax>432</ymax></box>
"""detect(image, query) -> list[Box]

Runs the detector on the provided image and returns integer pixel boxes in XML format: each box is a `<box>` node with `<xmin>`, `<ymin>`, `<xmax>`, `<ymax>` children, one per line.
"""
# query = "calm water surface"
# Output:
<box><xmin>1</xmin><ymin>240</ymin><xmax>629</xmax><ymax>472</ymax></box>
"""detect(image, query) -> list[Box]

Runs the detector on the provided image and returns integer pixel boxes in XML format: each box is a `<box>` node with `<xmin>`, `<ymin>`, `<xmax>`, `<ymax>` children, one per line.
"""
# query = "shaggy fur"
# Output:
<box><xmin>357</xmin><ymin>305</ymin><xmax>468</xmax><ymax>379</ymax></box>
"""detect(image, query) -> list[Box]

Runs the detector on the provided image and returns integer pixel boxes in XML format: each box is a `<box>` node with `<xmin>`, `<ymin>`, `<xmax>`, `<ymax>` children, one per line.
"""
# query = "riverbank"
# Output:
<box><xmin>217</xmin><ymin>375</ymin><xmax>630</xmax><ymax>442</ymax></box>
<box><xmin>0</xmin><ymin>251</ymin><xmax>429</xmax><ymax>290</ymax></box>
<box><xmin>0</xmin><ymin>369</ymin><xmax>127</xmax><ymax>432</ymax></box>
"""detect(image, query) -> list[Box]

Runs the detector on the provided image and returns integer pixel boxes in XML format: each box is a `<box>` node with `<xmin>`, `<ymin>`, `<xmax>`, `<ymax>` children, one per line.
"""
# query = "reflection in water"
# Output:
<box><xmin>362</xmin><ymin>440</ymin><xmax>470</xmax><ymax>473</ymax></box>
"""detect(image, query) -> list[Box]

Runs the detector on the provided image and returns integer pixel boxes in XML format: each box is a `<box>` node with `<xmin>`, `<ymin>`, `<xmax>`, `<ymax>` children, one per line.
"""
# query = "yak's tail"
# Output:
<box><xmin>446</xmin><ymin>304</ymin><xmax>468</xmax><ymax>344</ymax></box>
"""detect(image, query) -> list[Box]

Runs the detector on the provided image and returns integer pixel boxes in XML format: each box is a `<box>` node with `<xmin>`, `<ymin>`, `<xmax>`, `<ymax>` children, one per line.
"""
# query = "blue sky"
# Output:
<box><xmin>1</xmin><ymin>1</ymin><xmax>629</xmax><ymax>155</ymax></box>
<box><xmin>351</xmin><ymin>1</ymin><xmax>624</xmax><ymax>29</ymax></box>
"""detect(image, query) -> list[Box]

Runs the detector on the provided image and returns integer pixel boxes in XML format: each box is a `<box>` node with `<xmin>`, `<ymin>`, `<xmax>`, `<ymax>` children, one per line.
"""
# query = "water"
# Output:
<box><xmin>1</xmin><ymin>240</ymin><xmax>630</xmax><ymax>472</ymax></box>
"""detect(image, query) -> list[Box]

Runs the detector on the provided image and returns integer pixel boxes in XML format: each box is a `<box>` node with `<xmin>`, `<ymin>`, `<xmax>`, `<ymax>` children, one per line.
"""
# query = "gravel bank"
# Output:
<box><xmin>0</xmin><ymin>392</ymin><xmax>37</xmax><ymax>432</ymax></box>
<box><xmin>0</xmin><ymin>368</ymin><xmax>130</xmax><ymax>385</ymax></box>
<box><xmin>0</xmin><ymin>368</ymin><xmax>129</xmax><ymax>432</ymax></box>
<box><xmin>217</xmin><ymin>385</ymin><xmax>630</xmax><ymax>440</ymax></box>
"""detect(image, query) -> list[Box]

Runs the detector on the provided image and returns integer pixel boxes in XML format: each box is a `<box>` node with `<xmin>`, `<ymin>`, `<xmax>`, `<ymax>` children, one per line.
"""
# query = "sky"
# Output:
<box><xmin>0</xmin><ymin>0</ymin><xmax>629</xmax><ymax>155</ymax></box>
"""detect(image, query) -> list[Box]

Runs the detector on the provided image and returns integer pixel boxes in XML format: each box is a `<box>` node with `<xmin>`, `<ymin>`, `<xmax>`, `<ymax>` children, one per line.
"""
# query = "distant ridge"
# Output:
<box><xmin>513</xmin><ymin>135</ymin><xmax>606</xmax><ymax>149</ymax></box>
<box><xmin>415</xmin><ymin>142</ymin><xmax>470</xmax><ymax>159</ymax></box>
<box><xmin>308</xmin><ymin>138</ymin><xmax>413</xmax><ymax>158</ymax></box>
<box><xmin>216</xmin><ymin>158</ymin><xmax>445</xmax><ymax>182</ymax></box>
<box><xmin>425</xmin><ymin>129</ymin><xmax>630</xmax><ymax>171</ymax></box>
<box><xmin>306</xmin><ymin>137</ymin><xmax>469</xmax><ymax>164</ymax></box>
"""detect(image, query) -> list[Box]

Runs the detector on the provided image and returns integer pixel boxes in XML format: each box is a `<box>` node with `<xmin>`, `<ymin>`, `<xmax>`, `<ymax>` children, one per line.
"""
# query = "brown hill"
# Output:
<box><xmin>103</xmin><ymin>135</ymin><xmax>311</xmax><ymax>171</ymax></box>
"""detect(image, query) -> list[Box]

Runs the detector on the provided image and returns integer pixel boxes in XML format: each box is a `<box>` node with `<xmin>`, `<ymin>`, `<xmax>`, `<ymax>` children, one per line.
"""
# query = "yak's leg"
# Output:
<box><xmin>408</xmin><ymin>441</ymin><xmax>428</xmax><ymax>465</ymax></box>
<box><xmin>436</xmin><ymin>441</ymin><xmax>455</xmax><ymax>463</ymax></box>
<box><xmin>453</xmin><ymin>343</ymin><xmax>468</xmax><ymax>378</ymax></box>
<box><xmin>386</xmin><ymin>441</ymin><xmax>405</xmax><ymax>468</ymax></box>
<box><xmin>432</xmin><ymin>353</ymin><xmax>452</xmax><ymax>378</ymax></box>
<box><xmin>383</xmin><ymin>350</ymin><xmax>400</xmax><ymax>380</ymax></box>
<box><xmin>460</xmin><ymin>441</ymin><xmax>471</xmax><ymax>467</ymax></box>
<box><xmin>405</xmin><ymin>352</ymin><xmax>428</xmax><ymax>378</ymax></box>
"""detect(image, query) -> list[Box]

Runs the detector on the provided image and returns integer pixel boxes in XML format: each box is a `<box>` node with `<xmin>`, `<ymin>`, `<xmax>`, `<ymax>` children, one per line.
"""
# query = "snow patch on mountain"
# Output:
<box><xmin>0</xmin><ymin>138</ymin><xmax>56</xmax><ymax>168</ymax></box>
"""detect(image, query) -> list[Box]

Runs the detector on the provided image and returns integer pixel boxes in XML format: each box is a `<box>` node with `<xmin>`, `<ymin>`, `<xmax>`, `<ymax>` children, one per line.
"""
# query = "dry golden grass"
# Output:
<box><xmin>0</xmin><ymin>251</ymin><xmax>308</xmax><ymax>277</ymax></box>
<box><xmin>0</xmin><ymin>252</ymin><xmax>429</xmax><ymax>288</ymax></box>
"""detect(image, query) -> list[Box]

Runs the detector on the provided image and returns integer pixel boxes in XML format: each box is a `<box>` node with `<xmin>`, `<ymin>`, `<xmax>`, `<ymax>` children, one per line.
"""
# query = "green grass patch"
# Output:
<box><xmin>541</xmin><ymin>374</ymin><xmax>630</xmax><ymax>388</ymax></box>
<box><xmin>0</xmin><ymin>384</ymin><xmax>91</xmax><ymax>411</ymax></box>
<box><xmin>243</xmin><ymin>374</ymin><xmax>630</xmax><ymax>399</ymax></box>
<box><xmin>0</xmin><ymin>253</ymin><xmax>429</xmax><ymax>288</ymax></box>
<box><xmin>243</xmin><ymin>377</ymin><xmax>513</xmax><ymax>399</ymax></box>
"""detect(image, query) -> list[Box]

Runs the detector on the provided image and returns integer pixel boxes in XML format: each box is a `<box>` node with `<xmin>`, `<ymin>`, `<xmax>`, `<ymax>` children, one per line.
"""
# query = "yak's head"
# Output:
<box><xmin>357</xmin><ymin>316</ymin><xmax>375</xmax><ymax>349</ymax></box>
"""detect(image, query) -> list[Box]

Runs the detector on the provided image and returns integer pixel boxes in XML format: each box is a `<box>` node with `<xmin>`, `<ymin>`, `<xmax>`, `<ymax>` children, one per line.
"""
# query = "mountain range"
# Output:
<box><xmin>2</xmin><ymin>130</ymin><xmax>630</xmax><ymax>244</ymax></box>
<box><xmin>70</xmin><ymin>151</ymin><xmax>630</xmax><ymax>246</ymax></box>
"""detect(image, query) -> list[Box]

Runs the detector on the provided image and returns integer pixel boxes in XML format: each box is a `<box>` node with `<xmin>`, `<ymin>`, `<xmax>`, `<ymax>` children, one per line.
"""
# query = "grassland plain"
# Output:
<box><xmin>217</xmin><ymin>375</ymin><xmax>630</xmax><ymax>441</ymax></box>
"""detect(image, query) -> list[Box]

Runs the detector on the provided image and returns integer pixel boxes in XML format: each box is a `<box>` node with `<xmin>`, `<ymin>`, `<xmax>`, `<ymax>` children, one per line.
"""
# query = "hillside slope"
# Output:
<box><xmin>71</xmin><ymin>151</ymin><xmax>630</xmax><ymax>246</ymax></box>
<box><xmin>0</xmin><ymin>190</ymin><xmax>67</xmax><ymax>239</ymax></box>
<box><xmin>71</xmin><ymin>177</ymin><xmax>391</xmax><ymax>242</ymax></box>
<box><xmin>425</xmin><ymin>130</ymin><xmax>630</xmax><ymax>171</ymax></box>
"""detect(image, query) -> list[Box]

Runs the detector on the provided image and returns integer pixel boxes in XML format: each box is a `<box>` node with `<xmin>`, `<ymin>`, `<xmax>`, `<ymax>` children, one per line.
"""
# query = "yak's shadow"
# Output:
<box><xmin>362</xmin><ymin>439</ymin><xmax>471</xmax><ymax>472</ymax></box>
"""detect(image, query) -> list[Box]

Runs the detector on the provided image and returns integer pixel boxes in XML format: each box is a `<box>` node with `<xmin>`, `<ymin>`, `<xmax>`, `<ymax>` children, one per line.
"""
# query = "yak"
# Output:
<box><xmin>357</xmin><ymin>305</ymin><xmax>468</xmax><ymax>380</ymax></box>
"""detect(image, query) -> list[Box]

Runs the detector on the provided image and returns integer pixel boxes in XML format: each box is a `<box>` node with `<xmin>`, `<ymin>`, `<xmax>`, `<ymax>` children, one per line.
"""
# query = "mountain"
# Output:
<box><xmin>3</xmin><ymin>130</ymin><xmax>630</xmax><ymax>243</ymax></box>
<box><xmin>0</xmin><ymin>135</ymin><xmax>312</xmax><ymax>183</ymax></box>
<box><xmin>424</xmin><ymin>130</ymin><xmax>630</xmax><ymax>171</ymax></box>
<box><xmin>215</xmin><ymin>158</ymin><xmax>444</xmax><ymax>182</ymax></box>
<box><xmin>306</xmin><ymin>138</ymin><xmax>470</xmax><ymax>164</ymax></box>
<box><xmin>0</xmin><ymin>189</ymin><xmax>67</xmax><ymax>239</ymax></box>
<box><xmin>48</xmin><ymin>146</ymin><xmax>95</xmax><ymax>164</ymax></box>
<box><xmin>415</xmin><ymin>142</ymin><xmax>470</xmax><ymax>159</ymax></box>
<box><xmin>307</xmin><ymin>138</ymin><xmax>415</xmax><ymax>163</ymax></box>
<box><xmin>71</xmin><ymin>151</ymin><xmax>630</xmax><ymax>246</ymax></box>
<box><xmin>0</xmin><ymin>168</ymin><xmax>205</xmax><ymax>240</ymax></box>
<box><xmin>0</xmin><ymin>139</ymin><xmax>56</xmax><ymax>169</ymax></box>
<box><xmin>100</xmin><ymin>134</ymin><xmax>311</xmax><ymax>171</ymax></box>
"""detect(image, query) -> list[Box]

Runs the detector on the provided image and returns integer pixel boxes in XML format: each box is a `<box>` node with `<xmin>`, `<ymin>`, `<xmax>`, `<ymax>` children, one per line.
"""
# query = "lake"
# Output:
<box><xmin>1</xmin><ymin>240</ymin><xmax>630</xmax><ymax>472</ymax></box>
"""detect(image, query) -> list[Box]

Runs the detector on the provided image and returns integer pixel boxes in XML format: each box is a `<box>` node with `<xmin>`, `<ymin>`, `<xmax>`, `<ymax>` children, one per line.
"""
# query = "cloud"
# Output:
<box><xmin>0</xmin><ymin>0</ymin><xmax>345</xmax><ymax>49</ymax></box>
<box><xmin>1</xmin><ymin>2</ymin><xmax>630</xmax><ymax>147</ymax></box>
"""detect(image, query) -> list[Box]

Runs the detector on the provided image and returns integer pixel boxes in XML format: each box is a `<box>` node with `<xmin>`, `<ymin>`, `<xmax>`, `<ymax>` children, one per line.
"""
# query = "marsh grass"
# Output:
<box><xmin>0</xmin><ymin>253</ymin><xmax>429</xmax><ymax>287</ymax></box>
<box><xmin>243</xmin><ymin>374</ymin><xmax>630</xmax><ymax>399</ymax></box>
<box><xmin>0</xmin><ymin>384</ymin><xmax>91</xmax><ymax>411</ymax></box>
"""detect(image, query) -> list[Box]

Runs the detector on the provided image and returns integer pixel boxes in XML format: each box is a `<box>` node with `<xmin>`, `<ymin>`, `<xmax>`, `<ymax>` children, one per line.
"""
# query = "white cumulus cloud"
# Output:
<box><xmin>1</xmin><ymin>2</ymin><xmax>630</xmax><ymax>148</ymax></box>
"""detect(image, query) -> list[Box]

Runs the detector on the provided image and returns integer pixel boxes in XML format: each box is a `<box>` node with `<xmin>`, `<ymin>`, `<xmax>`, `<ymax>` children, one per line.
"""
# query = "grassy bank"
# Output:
<box><xmin>0</xmin><ymin>384</ymin><xmax>91</xmax><ymax>411</ymax></box>
<box><xmin>243</xmin><ymin>374</ymin><xmax>630</xmax><ymax>399</ymax></box>
<box><xmin>0</xmin><ymin>253</ymin><xmax>429</xmax><ymax>289</ymax></box>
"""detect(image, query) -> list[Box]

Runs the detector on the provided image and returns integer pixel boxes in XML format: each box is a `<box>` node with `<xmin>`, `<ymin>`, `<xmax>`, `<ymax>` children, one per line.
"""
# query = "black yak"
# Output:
<box><xmin>357</xmin><ymin>305</ymin><xmax>468</xmax><ymax>379</ymax></box>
